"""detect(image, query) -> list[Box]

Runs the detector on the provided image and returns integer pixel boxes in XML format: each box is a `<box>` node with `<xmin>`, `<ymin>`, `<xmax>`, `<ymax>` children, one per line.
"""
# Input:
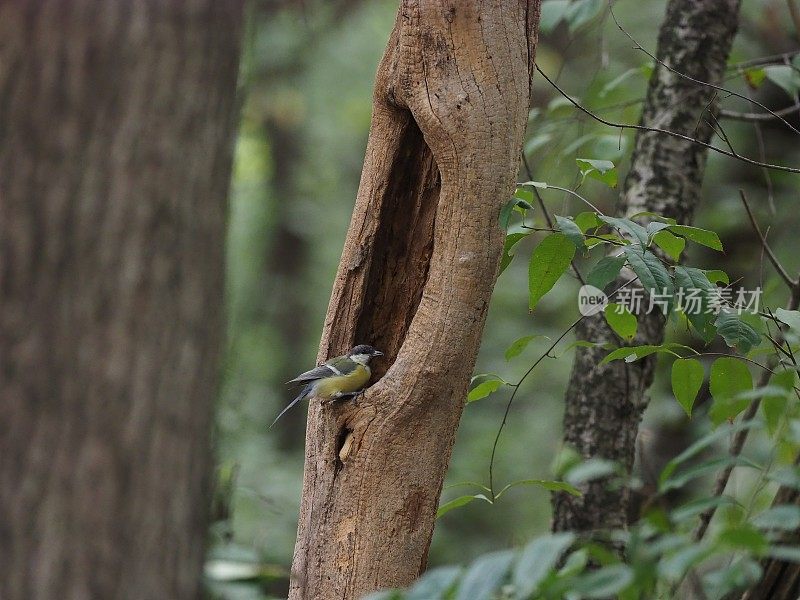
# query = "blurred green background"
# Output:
<box><xmin>207</xmin><ymin>1</ymin><xmax>800</xmax><ymax>597</ymax></box>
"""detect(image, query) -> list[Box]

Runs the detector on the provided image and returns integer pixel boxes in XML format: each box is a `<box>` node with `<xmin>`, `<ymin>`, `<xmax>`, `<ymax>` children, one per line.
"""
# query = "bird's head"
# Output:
<box><xmin>348</xmin><ymin>344</ymin><xmax>383</xmax><ymax>365</ymax></box>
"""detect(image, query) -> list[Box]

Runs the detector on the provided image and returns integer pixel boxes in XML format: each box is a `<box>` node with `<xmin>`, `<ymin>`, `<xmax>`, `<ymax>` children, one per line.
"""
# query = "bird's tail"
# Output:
<box><xmin>270</xmin><ymin>384</ymin><xmax>313</xmax><ymax>428</ymax></box>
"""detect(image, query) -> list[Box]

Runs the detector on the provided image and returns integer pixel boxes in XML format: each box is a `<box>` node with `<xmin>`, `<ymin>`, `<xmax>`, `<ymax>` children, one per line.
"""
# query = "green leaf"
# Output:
<box><xmin>652</xmin><ymin>230</ymin><xmax>685</xmax><ymax>261</ymax></box>
<box><xmin>600</xmin><ymin>216</ymin><xmax>648</xmax><ymax>246</ymax></box>
<box><xmin>715</xmin><ymin>310</ymin><xmax>761</xmax><ymax>354</ymax></box>
<box><xmin>667</xmin><ymin>225</ymin><xmax>723</xmax><ymax>251</ymax></box>
<box><xmin>499</xmin><ymin>232</ymin><xmax>529</xmax><ymax>275</ymax></box>
<box><xmin>763</xmin><ymin>370</ymin><xmax>795</xmax><ymax>435</ymax></box>
<box><xmin>538</xmin><ymin>0</ymin><xmax>570</xmax><ymax>33</ymax></box>
<box><xmin>496</xmin><ymin>479</ymin><xmax>581</xmax><ymax>499</ymax></box>
<box><xmin>661</xmin><ymin>456</ymin><xmax>760</xmax><ymax>493</ymax></box>
<box><xmin>576</xmin><ymin>158</ymin><xmax>617</xmax><ymax>188</ymax></box>
<box><xmin>622</xmin><ymin>246</ymin><xmax>674</xmax><ymax>313</ymax></box>
<box><xmin>520</xmin><ymin>179</ymin><xmax>549</xmax><ymax>189</ymax></box>
<box><xmin>587</xmin><ymin>254</ymin><xmax>626</xmax><ymax>290</ymax></box>
<box><xmin>499</xmin><ymin>199</ymin><xmax>515</xmax><ymax>230</ymax></box>
<box><xmin>514</xmin><ymin>186</ymin><xmax>534</xmax><ymax>203</ymax></box>
<box><xmin>555</xmin><ymin>215</ymin><xmax>587</xmax><ymax>252</ymax></box>
<box><xmin>564</xmin><ymin>458</ymin><xmax>617</xmax><ymax>485</ymax></box>
<box><xmin>775</xmin><ymin>308</ymin><xmax>800</xmax><ymax>333</ymax></box>
<box><xmin>571</xmin><ymin>565</ymin><xmax>634</xmax><ymax>598</ymax></box>
<box><xmin>764</xmin><ymin>65</ymin><xmax>800</xmax><ymax>98</ymax></box>
<box><xmin>513</xmin><ymin>533</ymin><xmax>576</xmax><ymax>599</ymax></box>
<box><xmin>671</xmin><ymin>358</ymin><xmax>704</xmax><ymax>417</ymax></box>
<box><xmin>765</xmin><ymin>545</ymin><xmax>800</xmax><ymax>563</ymax></box>
<box><xmin>467</xmin><ymin>376</ymin><xmax>506</xmax><ymax>402</ymax></box>
<box><xmin>436</xmin><ymin>495</ymin><xmax>476</xmax><ymax>518</ymax></box>
<box><xmin>500</xmin><ymin>198</ymin><xmax>532</xmax><ymax>229</ymax></box>
<box><xmin>660</xmin><ymin>421</ymin><xmax>760</xmax><ymax>487</ymax></box>
<box><xmin>671</xmin><ymin>496</ymin><xmax>739</xmax><ymax>523</ymax></box>
<box><xmin>574</xmin><ymin>211</ymin><xmax>603</xmax><ymax>233</ymax></box>
<box><xmin>564</xmin><ymin>0</ymin><xmax>604</xmax><ymax>33</ymax></box>
<box><xmin>659</xmin><ymin>545</ymin><xmax>712</xmax><ymax>582</ymax></box>
<box><xmin>524</xmin><ymin>133</ymin><xmax>554</xmax><ymax>155</ymax></box>
<box><xmin>601</xmin><ymin>343</ymin><xmax>688</xmax><ymax>364</ymax></box>
<box><xmin>743</xmin><ymin>67</ymin><xmax>766</xmax><ymax>89</ymax></box>
<box><xmin>705</xmin><ymin>269</ymin><xmax>729</xmax><ymax>285</ymax></box>
<box><xmin>455</xmin><ymin>550</ymin><xmax>515</xmax><ymax>600</ymax></box>
<box><xmin>436</xmin><ymin>493</ymin><xmax>491</xmax><ymax>518</ymax></box>
<box><xmin>709</xmin><ymin>357</ymin><xmax>753</xmax><ymax>425</ymax></box>
<box><xmin>505</xmin><ymin>335</ymin><xmax>539</xmax><ymax>361</ymax></box>
<box><xmin>753</xmin><ymin>505</ymin><xmax>800</xmax><ymax>531</ymax></box>
<box><xmin>718</xmin><ymin>524</ymin><xmax>768</xmax><ymax>554</ymax></box>
<box><xmin>674</xmin><ymin>266</ymin><xmax>717</xmax><ymax>340</ymax></box>
<box><xmin>406</xmin><ymin>567</ymin><xmax>462</xmax><ymax>600</ymax></box>
<box><xmin>604</xmin><ymin>303</ymin><xmax>637</xmax><ymax>340</ymax></box>
<box><xmin>528</xmin><ymin>233</ymin><xmax>576</xmax><ymax>311</ymax></box>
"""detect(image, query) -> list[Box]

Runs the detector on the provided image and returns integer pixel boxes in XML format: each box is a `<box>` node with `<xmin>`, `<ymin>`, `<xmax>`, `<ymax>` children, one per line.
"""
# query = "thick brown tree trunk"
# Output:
<box><xmin>552</xmin><ymin>0</ymin><xmax>741</xmax><ymax>533</ymax></box>
<box><xmin>0</xmin><ymin>2</ymin><xmax>243</xmax><ymax>599</ymax></box>
<box><xmin>288</xmin><ymin>2</ymin><xmax>540</xmax><ymax>598</ymax></box>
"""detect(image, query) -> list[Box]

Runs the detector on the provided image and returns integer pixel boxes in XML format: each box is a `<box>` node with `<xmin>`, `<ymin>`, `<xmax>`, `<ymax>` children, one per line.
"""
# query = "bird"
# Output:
<box><xmin>270</xmin><ymin>344</ymin><xmax>383</xmax><ymax>427</ymax></box>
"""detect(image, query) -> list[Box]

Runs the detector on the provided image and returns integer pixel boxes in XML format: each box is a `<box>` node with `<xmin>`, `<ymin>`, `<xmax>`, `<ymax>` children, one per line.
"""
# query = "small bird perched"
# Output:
<box><xmin>270</xmin><ymin>344</ymin><xmax>383</xmax><ymax>427</ymax></box>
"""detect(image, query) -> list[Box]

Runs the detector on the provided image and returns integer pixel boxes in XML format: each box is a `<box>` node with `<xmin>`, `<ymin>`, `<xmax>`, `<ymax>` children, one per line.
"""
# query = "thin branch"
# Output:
<box><xmin>720</xmin><ymin>102</ymin><xmax>800</xmax><ymax>122</ymax></box>
<box><xmin>519</xmin><ymin>179</ymin><xmax>606</xmax><ymax>214</ymax></box>
<box><xmin>534</xmin><ymin>65</ymin><xmax>800</xmax><ymax>175</ymax></box>
<box><xmin>609</xmin><ymin>5</ymin><xmax>800</xmax><ymax>137</ymax></box>
<box><xmin>727</xmin><ymin>50</ymin><xmax>800</xmax><ymax>71</ymax></box>
<box><xmin>488</xmin><ymin>278</ymin><xmax>638</xmax><ymax>499</ymax></box>
<box><xmin>739</xmin><ymin>190</ymin><xmax>797</xmax><ymax>288</ymax></box>
<box><xmin>488</xmin><ymin>318</ymin><xmax>582</xmax><ymax>500</ymax></box>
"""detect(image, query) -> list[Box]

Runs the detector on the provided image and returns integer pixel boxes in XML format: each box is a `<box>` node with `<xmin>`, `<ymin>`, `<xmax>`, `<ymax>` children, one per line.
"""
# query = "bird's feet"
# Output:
<box><xmin>331</xmin><ymin>390</ymin><xmax>364</xmax><ymax>406</ymax></box>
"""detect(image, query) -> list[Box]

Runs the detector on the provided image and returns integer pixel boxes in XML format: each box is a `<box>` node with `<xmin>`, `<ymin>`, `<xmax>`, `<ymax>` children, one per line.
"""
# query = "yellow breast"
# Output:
<box><xmin>314</xmin><ymin>364</ymin><xmax>370</xmax><ymax>399</ymax></box>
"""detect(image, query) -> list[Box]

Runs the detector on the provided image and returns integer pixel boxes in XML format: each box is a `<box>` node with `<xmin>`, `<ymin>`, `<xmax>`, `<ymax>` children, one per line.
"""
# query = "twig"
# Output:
<box><xmin>720</xmin><ymin>103</ymin><xmax>800</xmax><ymax>122</ymax></box>
<box><xmin>608</xmin><ymin>5</ymin><xmax>800</xmax><ymax>137</ymax></box>
<box><xmin>727</xmin><ymin>50</ymin><xmax>800</xmax><ymax>71</ymax></box>
<box><xmin>488</xmin><ymin>278</ymin><xmax>638</xmax><ymax>499</ymax></box>
<box><xmin>534</xmin><ymin>65</ymin><xmax>800</xmax><ymax>175</ymax></box>
<box><xmin>519</xmin><ymin>180</ymin><xmax>606</xmax><ymax>214</ymax></box>
<box><xmin>488</xmin><ymin>318</ymin><xmax>582</xmax><ymax>500</ymax></box>
<box><xmin>739</xmin><ymin>190</ymin><xmax>797</xmax><ymax>288</ymax></box>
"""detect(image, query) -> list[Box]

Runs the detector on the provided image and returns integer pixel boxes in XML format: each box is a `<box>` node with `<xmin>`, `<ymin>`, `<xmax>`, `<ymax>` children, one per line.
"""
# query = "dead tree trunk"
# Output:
<box><xmin>289</xmin><ymin>2</ymin><xmax>540</xmax><ymax>598</ymax></box>
<box><xmin>552</xmin><ymin>0</ymin><xmax>741</xmax><ymax>533</ymax></box>
<box><xmin>0</xmin><ymin>2</ymin><xmax>243</xmax><ymax>599</ymax></box>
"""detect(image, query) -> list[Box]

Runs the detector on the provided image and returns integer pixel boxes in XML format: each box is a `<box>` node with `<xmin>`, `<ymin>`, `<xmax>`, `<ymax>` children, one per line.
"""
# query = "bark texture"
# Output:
<box><xmin>0</xmin><ymin>2</ymin><xmax>243</xmax><ymax>599</ymax></box>
<box><xmin>289</xmin><ymin>2</ymin><xmax>540</xmax><ymax>598</ymax></box>
<box><xmin>552</xmin><ymin>0</ymin><xmax>741</xmax><ymax>533</ymax></box>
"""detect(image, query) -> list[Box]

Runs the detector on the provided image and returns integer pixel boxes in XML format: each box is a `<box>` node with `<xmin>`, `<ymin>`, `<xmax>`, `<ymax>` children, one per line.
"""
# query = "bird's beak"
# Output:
<box><xmin>374</xmin><ymin>351</ymin><xmax>384</xmax><ymax>356</ymax></box>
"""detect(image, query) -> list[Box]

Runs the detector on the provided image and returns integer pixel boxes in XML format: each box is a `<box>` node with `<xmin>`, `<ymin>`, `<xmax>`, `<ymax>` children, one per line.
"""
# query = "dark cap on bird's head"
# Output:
<box><xmin>348</xmin><ymin>344</ymin><xmax>383</xmax><ymax>357</ymax></box>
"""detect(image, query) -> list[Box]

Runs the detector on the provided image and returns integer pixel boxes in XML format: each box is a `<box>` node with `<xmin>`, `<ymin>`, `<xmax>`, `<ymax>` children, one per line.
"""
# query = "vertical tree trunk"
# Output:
<box><xmin>552</xmin><ymin>0</ymin><xmax>741</xmax><ymax>533</ymax></box>
<box><xmin>0</xmin><ymin>2</ymin><xmax>243</xmax><ymax>599</ymax></box>
<box><xmin>289</xmin><ymin>2</ymin><xmax>540</xmax><ymax>598</ymax></box>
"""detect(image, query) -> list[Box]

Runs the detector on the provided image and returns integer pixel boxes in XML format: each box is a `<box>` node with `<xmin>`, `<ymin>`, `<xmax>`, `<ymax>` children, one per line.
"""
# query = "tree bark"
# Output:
<box><xmin>0</xmin><ymin>2</ymin><xmax>243</xmax><ymax>599</ymax></box>
<box><xmin>288</xmin><ymin>2</ymin><xmax>540</xmax><ymax>598</ymax></box>
<box><xmin>552</xmin><ymin>0</ymin><xmax>741</xmax><ymax>533</ymax></box>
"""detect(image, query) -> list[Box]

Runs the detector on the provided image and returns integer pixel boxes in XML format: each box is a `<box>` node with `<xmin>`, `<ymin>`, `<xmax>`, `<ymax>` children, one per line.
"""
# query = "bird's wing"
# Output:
<box><xmin>286</xmin><ymin>356</ymin><xmax>358</xmax><ymax>384</ymax></box>
<box><xmin>286</xmin><ymin>364</ymin><xmax>337</xmax><ymax>384</ymax></box>
<box><xmin>326</xmin><ymin>355</ymin><xmax>359</xmax><ymax>375</ymax></box>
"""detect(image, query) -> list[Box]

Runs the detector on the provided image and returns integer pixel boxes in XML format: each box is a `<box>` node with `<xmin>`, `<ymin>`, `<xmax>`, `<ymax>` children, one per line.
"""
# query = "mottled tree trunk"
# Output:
<box><xmin>552</xmin><ymin>0</ymin><xmax>741</xmax><ymax>533</ymax></box>
<box><xmin>289</xmin><ymin>2</ymin><xmax>540</xmax><ymax>598</ymax></box>
<box><xmin>0</xmin><ymin>2</ymin><xmax>243</xmax><ymax>599</ymax></box>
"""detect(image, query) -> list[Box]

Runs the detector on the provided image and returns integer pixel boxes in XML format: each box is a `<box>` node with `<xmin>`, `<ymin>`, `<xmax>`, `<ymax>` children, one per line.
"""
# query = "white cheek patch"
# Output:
<box><xmin>351</xmin><ymin>354</ymin><xmax>370</xmax><ymax>365</ymax></box>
